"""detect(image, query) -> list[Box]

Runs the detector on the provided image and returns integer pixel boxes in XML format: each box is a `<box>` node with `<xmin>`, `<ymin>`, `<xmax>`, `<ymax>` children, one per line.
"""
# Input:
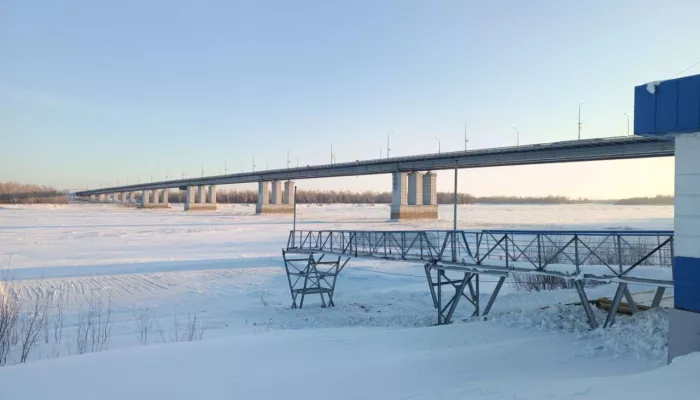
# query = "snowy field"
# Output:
<box><xmin>1</xmin><ymin>202</ymin><xmax>697</xmax><ymax>399</ymax></box>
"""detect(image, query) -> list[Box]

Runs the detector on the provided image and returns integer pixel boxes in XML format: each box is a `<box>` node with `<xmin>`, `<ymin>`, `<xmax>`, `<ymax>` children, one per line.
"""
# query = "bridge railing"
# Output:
<box><xmin>286</xmin><ymin>229</ymin><xmax>674</xmax><ymax>285</ymax></box>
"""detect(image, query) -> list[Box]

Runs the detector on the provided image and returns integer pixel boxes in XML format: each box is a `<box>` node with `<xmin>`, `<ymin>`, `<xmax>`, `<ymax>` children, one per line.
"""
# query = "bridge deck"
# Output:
<box><xmin>76</xmin><ymin>136</ymin><xmax>673</xmax><ymax>196</ymax></box>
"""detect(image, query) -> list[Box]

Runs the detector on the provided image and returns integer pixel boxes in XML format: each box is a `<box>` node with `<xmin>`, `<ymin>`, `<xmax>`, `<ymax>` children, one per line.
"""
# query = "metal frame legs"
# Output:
<box><xmin>574</xmin><ymin>280</ymin><xmax>599</xmax><ymax>329</ymax></box>
<box><xmin>425</xmin><ymin>264</ymin><xmax>506</xmax><ymax>325</ymax></box>
<box><xmin>282</xmin><ymin>250</ymin><xmax>349</xmax><ymax>309</ymax></box>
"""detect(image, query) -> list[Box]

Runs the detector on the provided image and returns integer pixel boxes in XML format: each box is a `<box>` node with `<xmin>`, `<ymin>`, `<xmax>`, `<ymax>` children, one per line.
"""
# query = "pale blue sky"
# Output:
<box><xmin>2</xmin><ymin>0</ymin><xmax>697</xmax><ymax>197</ymax></box>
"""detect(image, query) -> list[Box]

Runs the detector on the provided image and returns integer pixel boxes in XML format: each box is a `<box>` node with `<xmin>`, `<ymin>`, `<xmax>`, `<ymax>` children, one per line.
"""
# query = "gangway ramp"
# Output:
<box><xmin>283</xmin><ymin>229</ymin><xmax>674</xmax><ymax>328</ymax></box>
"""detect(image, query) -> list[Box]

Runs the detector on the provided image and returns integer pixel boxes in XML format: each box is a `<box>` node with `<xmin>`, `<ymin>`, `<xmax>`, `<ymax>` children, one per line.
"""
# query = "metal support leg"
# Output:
<box><xmin>474</xmin><ymin>274</ymin><xmax>480</xmax><ymax>316</ymax></box>
<box><xmin>574</xmin><ymin>280</ymin><xmax>599</xmax><ymax>329</ymax></box>
<box><xmin>443</xmin><ymin>273</ymin><xmax>471</xmax><ymax>324</ymax></box>
<box><xmin>298</xmin><ymin>255</ymin><xmax>314</xmax><ymax>309</ymax></box>
<box><xmin>651</xmin><ymin>286</ymin><xmax>666</xmax><ymax>308</ymax></box>
<box><xmin>424</xmin><ymin>264</ymin><xmax>438</xmax><ymax>308</ymax></box>
<box><xmin>603</xmin><ymin>283</ymin><xmax>627</xmax><ymax>328</ymax></box>
<box><xmin>623</xmin><ymin>286</ymin><xmax>638</xmax><ymax>314</ymax></box>
<box><xmin>483</xmin><ymin>276</ymin><xmax>506</xmax><ymax>316</ymax></box>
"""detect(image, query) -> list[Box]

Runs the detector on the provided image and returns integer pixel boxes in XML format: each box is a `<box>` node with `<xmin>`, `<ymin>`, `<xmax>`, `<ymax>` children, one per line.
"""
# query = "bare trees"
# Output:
<box><xmin>0</xmin><ymin>279</ymin><xmax>21</xmax><ymax>365</ymax></box>
<box><xmin>0</xmin><ymin>182</ymin><xmax>67</xmax><ymax>204</ymax></box>
<box><xmin>18</xmin><ymin>295</ymin><xmax>49</xmax><ymax>363</ymax></box>
<box><xmin>76</xmin><ymin>295</ymin><xmax>112</xmax><ymax>354</ymax></box>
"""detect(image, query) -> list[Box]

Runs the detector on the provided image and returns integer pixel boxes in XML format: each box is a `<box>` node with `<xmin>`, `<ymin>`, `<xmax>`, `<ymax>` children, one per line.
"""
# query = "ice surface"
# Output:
<box><xmin>0</xmin><ymin>203</ymin><xmax>689</xmax><ymax>399</ymax></box>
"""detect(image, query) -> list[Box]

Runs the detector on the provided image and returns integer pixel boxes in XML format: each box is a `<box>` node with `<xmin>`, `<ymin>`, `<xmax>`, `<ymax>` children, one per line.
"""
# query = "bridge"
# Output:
<box><xmin>75</xmin><ymin>135</ymin><xmax>673</xmax><ymax>218</ymax></box>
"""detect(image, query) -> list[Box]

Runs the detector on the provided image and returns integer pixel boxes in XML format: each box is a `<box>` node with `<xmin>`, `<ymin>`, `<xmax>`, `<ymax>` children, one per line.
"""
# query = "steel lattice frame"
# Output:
<box><xmin>282</xmin><ymin>250</ymin><xmax>349</xmax><ymax>309</ymax></box>
<box><xmin>286</xmin><ymin>229</ymin><xmax>674</xmax><ymax>327</ymax></box>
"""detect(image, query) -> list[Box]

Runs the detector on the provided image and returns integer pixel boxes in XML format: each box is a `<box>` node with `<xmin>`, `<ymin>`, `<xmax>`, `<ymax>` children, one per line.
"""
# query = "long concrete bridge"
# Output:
<box><xmin>75</xmin><ymin>135</ymin><xmax>673</xmax><ymax>218</ymax></box>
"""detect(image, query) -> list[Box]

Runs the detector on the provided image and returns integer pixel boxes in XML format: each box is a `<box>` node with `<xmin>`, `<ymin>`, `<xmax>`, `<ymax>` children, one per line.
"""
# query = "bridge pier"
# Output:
<box><xmin>390</xmin><ymin>172</ymin><xmax>438</xmax><ymax>220</ymax></box>
<box><xmin>184</xmin><ymin>185</ymin><xmax>217</xmax><ymax>211</ymax></box>
<box><xmin>256</xmin><ymin>180</ymin><xmax>294</xmax><ymax>214</ymax></box>
<box><xmin>141</xmin><ymin>189</ymin><xmax>168</xmax><ymax>209</ymax></box>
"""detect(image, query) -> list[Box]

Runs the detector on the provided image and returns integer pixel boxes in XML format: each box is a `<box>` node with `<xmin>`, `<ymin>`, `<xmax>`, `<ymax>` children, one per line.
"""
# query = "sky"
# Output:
<box><xmin>1</xmin><ymin>0</ymin><xmax>698</xmax><ymax>198</ymax></box>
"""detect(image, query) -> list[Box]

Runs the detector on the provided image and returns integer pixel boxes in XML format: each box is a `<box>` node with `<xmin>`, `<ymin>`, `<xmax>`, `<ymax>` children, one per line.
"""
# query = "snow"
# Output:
<box><xmin>0</xmin><ymin>203</ymin><xmax>693</xmax><ymax>399</ymax></box>
<box><xmin>0</xmin><ymin>320</ymin><xmax>695</xmax><ymax>400</ymax></box>
<box><xmin>646</xmin><ymin>80</ymin><xmax>662</xmax><ymax>94</ymax></box>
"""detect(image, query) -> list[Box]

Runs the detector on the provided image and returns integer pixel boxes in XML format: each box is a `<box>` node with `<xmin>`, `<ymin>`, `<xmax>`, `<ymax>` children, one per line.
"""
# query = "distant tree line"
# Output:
<box><xmin>0</xmin><ymin>182</ymin><xmax>673</xmax><ymax>206</ymax></box>
<box><xmin>166</xmin><ymin>189</ymin><xmax>588</xmax><ymax>205</ymax></box>
<box><xmin>0</xmin><ymin>182</ymin><xmax>68</xmax><ymax>204</ymax></box>
<box><xmin>613</xmin><ymin>195</ymin><xmax>674</xmax><ymax>205</ymax></box>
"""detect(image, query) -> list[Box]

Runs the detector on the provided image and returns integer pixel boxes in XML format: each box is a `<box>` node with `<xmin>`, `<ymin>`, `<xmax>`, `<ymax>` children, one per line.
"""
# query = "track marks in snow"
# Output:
<box><xmin>9</xmin><ymin>266</ymin><xmax>285</xmax><ymax>306</ymax></box>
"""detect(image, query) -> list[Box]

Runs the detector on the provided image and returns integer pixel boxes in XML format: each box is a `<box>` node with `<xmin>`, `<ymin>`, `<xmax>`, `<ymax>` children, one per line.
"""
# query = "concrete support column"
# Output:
<box><xmin>283</xmin><ymin>181</ymin><xmax>295</xmax><ymax>205</ymax></box>
<box><xmin>152</xmin><ymin>190</ymin><xmax>160</xmax><ymax>204</ymax></box>
<box><xmin>98</xmin><ymin>194</ymin><xmax>105</xmax><ymax>202</ymax></box>
<box><xmin>198</xmin><ymin>186</ymin><xmax>206</xmax><ymax>204</ymax></box>
<box><xmin>142</xmin><ymin>190</ymin><xmax>151</xmax><ymax>207</ymax></box>
<box><xmin>407</xmin><ymin>173</ymin><xmax>424</xmax><ymax>205</ymax></box>
<box><xmin>161</xmin><ymin>189</ymin><xmax>169</xmax><ymax>205</ymax></box>
<box><xmin>271</xmin><ymin>181</ymin><xmax>283</xmax><ymax>204</ymax></box>
<box><xmin>208</xmin><ymin>185</ymin><xmax>217</xmax><ymax>204</ymax></box>
<box><xmin>422</xmin><ymin>172</ymin><xmax>437</xmax><ymax>205</ymax></box>
<box><xmin>256</xmin><ymin>182</ymin><xmax>269</xmax><ymax>213</ymax></box>
<box><xmin>390</xmin><ymin>172</ymin><xmax>408</xmax><ymax>220</ymax></box>
<box><xmin>185</xmin><ymin>186</ymin><xmax>196</xmax><ymax>210</ymax></box>
<box><xmin>90</xmin><ymin>194</ymin><xmax>96</xmax><ymax>202</ymax></box>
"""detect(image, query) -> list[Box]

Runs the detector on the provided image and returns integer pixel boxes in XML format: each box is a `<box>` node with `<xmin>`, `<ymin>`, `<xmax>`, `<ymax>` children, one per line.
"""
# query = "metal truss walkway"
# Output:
<box><xmin>284</xmin><ymin>229</ymin><xmax>674</xmax><ymax>328</ymax></box>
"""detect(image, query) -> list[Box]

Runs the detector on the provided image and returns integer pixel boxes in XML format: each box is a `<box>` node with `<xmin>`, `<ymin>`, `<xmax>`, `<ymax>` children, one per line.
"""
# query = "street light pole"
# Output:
<box><xmin>464</xmin><ymin>123</ymin><xmax>469</xmax><ymax>151</ymax></box>
<box><xmin>513</xmin><ymin>127</ymin><xmax>520</xmax><ymax>147</ymax></box>
<box><xmin>578</xmin><ymin>103</ymin><xmax>585</xmax><ymax>140</ymax></box>
<box><xmin>624</xmin><ymin>113</ymin><xmax>630</xmax><ymax>136</ymax></box>
<box><xmin>252</xmin><ymin>156</ymin><xmax>256</xmax><ymax>172</ymax></box>
<box><xmin>377</xmin><ymin>145</ymin><xmax>382</xmax><ymax>159</ymax></box>
<box><xmin>387</xmin><ymin>132</ymin><xmax>393</xmax><ymax>159</ymax></box>
<box><xmin>434</xmin><ymin>137</ymin><xmax>441</xmax><ymax>154</ymax></box>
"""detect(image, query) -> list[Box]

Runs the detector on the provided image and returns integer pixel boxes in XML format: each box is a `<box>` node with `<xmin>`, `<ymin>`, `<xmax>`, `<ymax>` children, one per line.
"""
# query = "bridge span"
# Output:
<box><xmin>75</xmin><ymin>135</ymin><xmax>673</xmax><ymax>218</ymax></box>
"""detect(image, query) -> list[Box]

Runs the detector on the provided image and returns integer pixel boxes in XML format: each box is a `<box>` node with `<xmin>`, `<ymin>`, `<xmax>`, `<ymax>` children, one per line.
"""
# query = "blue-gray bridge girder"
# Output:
<box><xmin>76</xmin><ymin>136</ymin><xmax>673</xmax><ymax>196</ymax></box>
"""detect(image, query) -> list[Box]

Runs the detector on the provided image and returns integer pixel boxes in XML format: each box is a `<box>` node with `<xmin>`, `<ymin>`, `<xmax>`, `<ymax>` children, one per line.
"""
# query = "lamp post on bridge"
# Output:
<box><xmin>387</xmin><ymin>132</ymin><xmax>393</xmax><ymax>159</ymax></box>
<box><xmin>578</xmin><ymin>103</ymin><xmax>585</xmax><ymax>140</ymax></box>
<box><xmin>513</xmin><ymin>127</ymin><xmax>520</xmax><ymax>148</ymax></box>
<box><xmin>377</xmin><ymin>145</ymin><xmax>382</xmax><ymax>159</ymax></box>
<box><xmin>624</xmin><ymin>113</ymin><xmax>630</xmax><ymax>136</ymax></box>
<box><xmin>434</xmin><ymin>137</ymin><xmax>441</xmax><ymax>154</ymax></box>
<box><xmin>464</xmin><ymin>123</ymin><xmax>469</xmax><ymax>151</ymax></box>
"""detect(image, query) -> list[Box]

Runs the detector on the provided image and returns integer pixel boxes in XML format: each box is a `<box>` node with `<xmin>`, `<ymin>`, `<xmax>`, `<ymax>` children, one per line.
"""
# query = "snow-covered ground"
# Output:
<box><xmin>1</xmin><ymin>203</ymin><xmax>695</xmax><ymax>399</ymax></box>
